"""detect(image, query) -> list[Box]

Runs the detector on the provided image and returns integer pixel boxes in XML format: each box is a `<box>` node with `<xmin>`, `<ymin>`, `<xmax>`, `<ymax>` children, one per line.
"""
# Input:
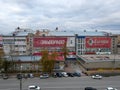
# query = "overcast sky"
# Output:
<box><xmin>0</xmin><ymin>0</ymin><xmax>120</xmax><ymax>34</ymax></box>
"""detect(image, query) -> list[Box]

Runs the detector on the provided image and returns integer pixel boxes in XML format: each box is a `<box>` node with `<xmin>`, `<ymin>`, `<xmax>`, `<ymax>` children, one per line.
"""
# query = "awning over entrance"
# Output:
<box><xmin>33</xmin><ymin>52</ymin><xmax>76</xmax><ymax>56</ymax></box>
<box><xmin>33</xmin><ymin>52</ymin><xmax>65</xmax><ymax>61</ymax></box>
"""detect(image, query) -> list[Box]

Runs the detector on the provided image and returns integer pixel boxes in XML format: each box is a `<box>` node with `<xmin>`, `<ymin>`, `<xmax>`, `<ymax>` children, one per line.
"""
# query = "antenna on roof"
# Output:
<box><xmin>95</xmin><ymin>30</ymin><xmax>98</xmax><ymax>32</ymax></box>
<box><xmin>17</xmin><ymin>27</ymin><xmax>20</xmax><ymax>29</ymax></box>
<box><xmin>55</xmin><ymin>27</ymin><xmax>58</xmax><ymax>31</ymax></box>
<box><xmin>84</xmin><ymin>30</ymin><xmax>86</xmax><ymax>32</ymax></box>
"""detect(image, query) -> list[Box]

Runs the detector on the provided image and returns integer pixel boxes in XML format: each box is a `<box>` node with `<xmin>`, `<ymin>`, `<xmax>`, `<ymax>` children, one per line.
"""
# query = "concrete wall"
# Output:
<box><xmin>83</xmin><ymin>61</ymin><xmax>120</xmax><ymax>69</ymax></box>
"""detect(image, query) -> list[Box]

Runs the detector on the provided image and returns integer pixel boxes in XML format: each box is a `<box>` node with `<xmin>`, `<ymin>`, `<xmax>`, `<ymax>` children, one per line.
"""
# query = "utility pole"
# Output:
<box><xmin>20</xmin><ymin>65</ymin><xmax>23</xmax><ymax>90</ymax></box>
<box><xmin>20</xmin><ymin>77</ymin><xmax>22</xmax><ymax>90</ymax></box>
<box><xmin>113</xmin><ymin>54</ymin><xmax>116</xmax><ymax>69</ymax></box>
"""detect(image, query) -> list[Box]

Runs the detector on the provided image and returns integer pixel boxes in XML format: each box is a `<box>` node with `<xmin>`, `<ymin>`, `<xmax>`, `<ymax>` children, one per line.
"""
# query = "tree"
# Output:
<box><xmin>2</xmin><ymin>60</ymin><xmax>12</xmax><ymax>73</ymax></box>
<box><xmin>0</xmin><ymin>48</ymin><xmax>13</xmax><ymax>73</ymax></box>
<box><xmin>0</xmin><ymin>48</ymin><xmax>4</xmax><ymax>72</ymax></box>
<box><xmin>40</xmin><ymin>49</ymin><xmax>49</xmax><ymax>73</ymax></box>
<box><xmin>62</xmin><ymin>42</ymin><xmax>68</xmax><ymax>60</ymax></box>
<box><xmin>48</xmin><ymin>51</ymin><xmax>57</xmax><ymax>73</ymax></box>
<box><xmin>40</xmin><ymin>49</ymin><xmax>57</xmax><ymax>74</ymax></box>
<box><xmin>0</xmin><ymin>59</ymin><xmax>3</xmax><ymax>72</ymax></box>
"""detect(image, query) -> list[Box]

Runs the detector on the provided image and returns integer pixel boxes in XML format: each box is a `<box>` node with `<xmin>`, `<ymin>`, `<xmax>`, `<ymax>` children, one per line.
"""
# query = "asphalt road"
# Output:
<box><xmin>0</xmin><ymin>75</ymin><xmax>120</xmax><ymax>90</ymax></box>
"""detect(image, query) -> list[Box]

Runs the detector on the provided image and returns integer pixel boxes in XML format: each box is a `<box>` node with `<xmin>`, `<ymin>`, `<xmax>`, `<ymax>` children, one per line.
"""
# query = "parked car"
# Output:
<box><xmin>61</xmin><ymin>72</ymin><xmax>68</xmax><ymax>77</ymax></box>
<box><xmin>91</xmin><ymin>75</ymin><xmax>102</xmax><ymax>79</ymax></box>
<box><xmin>67</xmin><ymin>72</ymin><xmax>74</xmax><ymax>77</ymax></box>
<box><xmin>73</xmin><ymin>72</ymin><xmax>81</xmax><ymax>77</ymax></box>
<box><xmin>105</xmin><ymin>87</ymin><xmax>118</xmax><ymax>90</ymax></box>
<box><xmin>28</xmin><ymin>73</ymin><xmax>34</xmax><ymax>78</ymax></box>
<box><xmin>56</xmin><ymin>72</ymin><xmax>63</xmax><ymax>77</ymax></box>
<box><xmin>23</xmin><ymin>73</ymin><xmax>28</xmax><ymax>79</ymax></box>
<box><xmin>52</xmin><ymin>72</ymin><xmax>57</xmax><ymax>78</ymax></box>
<box><xmin>0</xmin><ymin>73</ymin><xmax>2</xmax><ymax>77</ymax></box>
<box><xmin>16</xmin><ymin>73</ymin><xmax>23</xmax><ymax>79</ymax></box>
<box><xmin>85</xmin><ymin>87</ymin><xmax>97</xmax><ymax>90</ymax></box>
<box><xmin>2</xmin><ymin>74</ymin><xmax>8</xmax><ymax>79</ymax></box>
<box><xmin>28</xmin><ymin>85</ymin><xmax>41</xmax><ymax>90</ymax></box>
<box><xmin>40</xmin><ymin>74</ymin><xmax>49</xmax><ymax>79</ymax></box>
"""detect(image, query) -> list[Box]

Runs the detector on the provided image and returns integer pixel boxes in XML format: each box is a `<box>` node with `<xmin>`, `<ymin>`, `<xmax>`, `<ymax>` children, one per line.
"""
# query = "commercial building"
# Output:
<box><xmin>2</xmin><ymin>28</ymin><xmax>76</xmax><ymax>72</ymax></box>
<box><xmin>1</xmin><ymin>28</ymin><xmax>120</xmax><ymax>73</ymax></box>
<box><xmin>75</xmin><ymin>31</ymin><xmax>111</xmax><ymax>55</ymax></box>
<box><xmin>77</xmin><ymin>54</ymin><xmax>120</xmax><ymax>75</ymax></box>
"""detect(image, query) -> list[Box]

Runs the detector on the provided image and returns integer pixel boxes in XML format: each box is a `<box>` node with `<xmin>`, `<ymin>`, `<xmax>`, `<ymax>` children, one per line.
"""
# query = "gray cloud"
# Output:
<box><xmin>0</xmin><ymin>0</ymin><xmax>120</xmax><ymax>34</ymax></box>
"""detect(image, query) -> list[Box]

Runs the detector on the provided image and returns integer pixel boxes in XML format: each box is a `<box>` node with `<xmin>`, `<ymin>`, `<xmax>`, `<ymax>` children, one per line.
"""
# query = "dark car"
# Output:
<box><xmin>67</xmin><ymin>73</ymin><xmax>74</xmax><ymax>77</ymax></box>
<box><xmin>85</xmin><ymin>87</ymin><xmax>97</xmax><ymax>90</ymax></box>
<box><xmin>0</xmin><ymin>73</ymin><xmax>3</xmax><ymax>78</ymax></box>
<box><xmin>73</xmin><ymin>72</ymin><xmax>81</xmax><ymax>77</ymax></box>
<box><xmin>17</xmin><ymin>73</ymin><xmax>23</xmax><ymax>79</ymax></box>
<box><xmin>56</xmin><ymin>72</ymin><xmax>63</xmax><ymax>77</ymax></box>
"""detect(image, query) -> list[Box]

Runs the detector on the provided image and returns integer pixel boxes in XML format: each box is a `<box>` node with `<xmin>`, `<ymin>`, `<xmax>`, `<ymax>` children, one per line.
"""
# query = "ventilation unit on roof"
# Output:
<box><xmin>55</xmin><ymin>27</ymin><xmax>58</xmax><ymax>31</ymax></box>
<box><xmin>84</xmin><ymin>30</ymin><xmax>86</xmax><ymax>32</ymax></box>
<box><xmin>17</xmin><ymin>27</ymin><xmax>20</xmax><ymax>29</ymax></box>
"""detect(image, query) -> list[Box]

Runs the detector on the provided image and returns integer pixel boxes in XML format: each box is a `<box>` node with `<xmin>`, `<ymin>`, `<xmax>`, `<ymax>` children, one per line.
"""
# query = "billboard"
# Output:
<box><xmin>85</xmin><ymin>37</ymin><xmax>111</xmax><ymax>48</ymax></box>
<box><xmin>33</xmin><ymin>37</ymin><xmax>67</xmax><ymax>47</ymax></box>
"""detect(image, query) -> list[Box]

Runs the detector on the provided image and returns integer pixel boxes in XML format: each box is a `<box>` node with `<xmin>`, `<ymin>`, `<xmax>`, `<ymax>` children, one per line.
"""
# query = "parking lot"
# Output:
<box><xmin>0</xmin><ymin>75</ymin><xmax>120</xmax><ymax>90</ymax></box>
<box><xmin>0</xmin><ymin>61</ymin><xmax>120</xmax><ymax>90</ymax></box>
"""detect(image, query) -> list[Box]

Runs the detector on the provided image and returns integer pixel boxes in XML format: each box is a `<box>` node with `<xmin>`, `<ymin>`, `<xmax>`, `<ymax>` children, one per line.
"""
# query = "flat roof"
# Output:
<box><xmin>3</xmin><ymin>30</ymin><xmax>106</xmax><ymax>36</ymax></box>
<box><xmin>78</xmin><ymin>54</ymin><xmax>120</xmax><ymax>62</ymax></box>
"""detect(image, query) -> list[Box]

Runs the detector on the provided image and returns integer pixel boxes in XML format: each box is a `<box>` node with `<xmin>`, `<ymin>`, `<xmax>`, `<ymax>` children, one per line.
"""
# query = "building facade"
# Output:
<box><xmin>3</xmin><ymin>36</ymin><xmax>27</xmax><ymax>56</ymax></box>
<box><xmin>111</xmin><ymin>34</ymin><xmax>120</xmax><ymax>54</ymax></box>
<box><xmin>75</xmin><ymin>31</ymin><xmax>112</xmax><ymax>55</ymax></box>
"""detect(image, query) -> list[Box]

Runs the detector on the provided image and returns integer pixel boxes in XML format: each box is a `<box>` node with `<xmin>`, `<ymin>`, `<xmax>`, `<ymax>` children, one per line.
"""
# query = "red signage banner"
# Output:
<box><xmin>33</xmin><ymin>37</ymin><xmax>67</xmax><ymax>47</ymax></box>
<box><xmin>85</xmin><ymin>37</ymin><xmax>111</xmax><ymax>48</ymax></box>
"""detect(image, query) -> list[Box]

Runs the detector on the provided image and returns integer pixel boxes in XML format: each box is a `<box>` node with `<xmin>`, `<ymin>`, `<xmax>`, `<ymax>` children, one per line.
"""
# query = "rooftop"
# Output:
<box><xmin>79</xmin><ymin>54</ymin><xmax>120</xmax><ymax>62</ymax></box>
<box><xmin>3</xmin><ymin>28</ymin><xmax>107</xmax><ymax>36</ymax></box>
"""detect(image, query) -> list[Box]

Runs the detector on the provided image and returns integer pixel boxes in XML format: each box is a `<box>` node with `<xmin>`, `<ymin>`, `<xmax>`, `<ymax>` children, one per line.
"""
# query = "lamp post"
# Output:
<box><xmin>113</xmin><ymin>54</ymin><xmax>116</xmax><ymax>70</ymax></box>
<box><xmin>20</xmin><ymin>65</ymin><xmax>23</xmax><ymax>90</ymax></box>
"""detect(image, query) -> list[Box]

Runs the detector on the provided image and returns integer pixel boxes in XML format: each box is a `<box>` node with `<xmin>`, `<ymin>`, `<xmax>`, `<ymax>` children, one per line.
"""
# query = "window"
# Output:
<box><xmin>70</xmin><ymin>40</ymin><xmax>73</xmax><ymax>44</ymax></box>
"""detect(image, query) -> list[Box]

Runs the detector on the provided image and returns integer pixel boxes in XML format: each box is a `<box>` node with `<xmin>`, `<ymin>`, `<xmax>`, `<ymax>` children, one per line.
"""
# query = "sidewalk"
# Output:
<box><xmin>64</xmin><ymin>63</ymin><xmax>74</xmax><ymax>73</ymax></box>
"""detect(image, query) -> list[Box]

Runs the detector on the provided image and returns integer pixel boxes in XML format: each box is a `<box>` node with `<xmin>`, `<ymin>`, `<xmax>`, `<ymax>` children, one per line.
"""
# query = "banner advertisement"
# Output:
<box><xmin>33</xmin><ymin>37</ymin><xmax>67</xmax><ymax>47</ymax></box>
<box><xmin>85</xmin><ymin>37</ymin><xmax>111</xmax><ymax>48</ymax></box>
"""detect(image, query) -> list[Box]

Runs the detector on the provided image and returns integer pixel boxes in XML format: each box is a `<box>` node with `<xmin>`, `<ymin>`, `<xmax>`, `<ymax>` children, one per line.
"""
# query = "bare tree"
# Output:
<box><xmin>40</xmin><ymin>49</ymin><xmax>57</xmax><ymax>74</ymax></box>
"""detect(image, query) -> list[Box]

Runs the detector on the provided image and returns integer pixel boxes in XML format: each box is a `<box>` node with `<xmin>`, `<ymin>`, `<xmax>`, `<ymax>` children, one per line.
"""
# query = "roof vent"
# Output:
<box><xmin>84</xmin><ymin>30</ymin><xmax>86</xmax><ymax>32</ymax></box>
<box><xmin>55</xmin><ymin>27</ymin><xmax>58</xmax><ymax>31</ymax></box>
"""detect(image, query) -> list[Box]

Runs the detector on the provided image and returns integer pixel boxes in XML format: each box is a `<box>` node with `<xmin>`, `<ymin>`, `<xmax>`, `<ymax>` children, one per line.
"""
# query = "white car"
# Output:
<box><xmin>28</xmin><ymin>85</ymin><xmax>41</xmax><ymax>90</ymax></box>
<box><xmin>40</xmin><ymin>74</ymin><xmax>49</xmax><ymax>79</ymax></box>
<box><xmin>91</xmin><ymin>75</ymin><xmax>102</xmax><ymax>79</ymax></box>
<box><xmin>105</xmin><ymin>87</ymin><xmax>118</xmax><ymax>90</ymax></box>
<box><xmin>61</xmin><ymin>72</ymin><xmax>68</xmax><ymax>77</ymax></box>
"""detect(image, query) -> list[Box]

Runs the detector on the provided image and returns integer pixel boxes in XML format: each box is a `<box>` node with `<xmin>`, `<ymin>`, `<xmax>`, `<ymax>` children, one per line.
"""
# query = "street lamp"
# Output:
<box><xmin>20</xmin><ymin>65</ymin><xmax>23</xmax><ymax>90</ymax></box>
<box><xmin>113</xmin><ymin>54</ymin><xmax>116</xmax><ymax>70</ymax></box>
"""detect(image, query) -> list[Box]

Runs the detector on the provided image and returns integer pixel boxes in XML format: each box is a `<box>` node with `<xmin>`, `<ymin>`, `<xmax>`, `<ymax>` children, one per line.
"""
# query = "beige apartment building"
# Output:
<box><xmin>111</xmin><ymin>34</ymin><xmax>120</xmax><ymax>54</ymax></box>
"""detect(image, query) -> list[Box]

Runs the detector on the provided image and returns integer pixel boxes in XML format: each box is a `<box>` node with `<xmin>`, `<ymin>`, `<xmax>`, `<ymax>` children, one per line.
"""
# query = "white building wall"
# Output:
<box><xmin>3</xmin><ymin>36</ymin><xmax>27</xmax><ymax>55</ymax></box>
<box><xmin>66</xmin><ymin>37</ymin><xmax>75</xmax><ymax>47</ymax></box>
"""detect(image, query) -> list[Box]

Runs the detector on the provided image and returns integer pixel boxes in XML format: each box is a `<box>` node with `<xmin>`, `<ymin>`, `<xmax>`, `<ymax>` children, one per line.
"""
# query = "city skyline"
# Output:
<box><xmin>0</xmin><ymin>0</ymin><xmax>120</xmax><ymax>34</ymax></box>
